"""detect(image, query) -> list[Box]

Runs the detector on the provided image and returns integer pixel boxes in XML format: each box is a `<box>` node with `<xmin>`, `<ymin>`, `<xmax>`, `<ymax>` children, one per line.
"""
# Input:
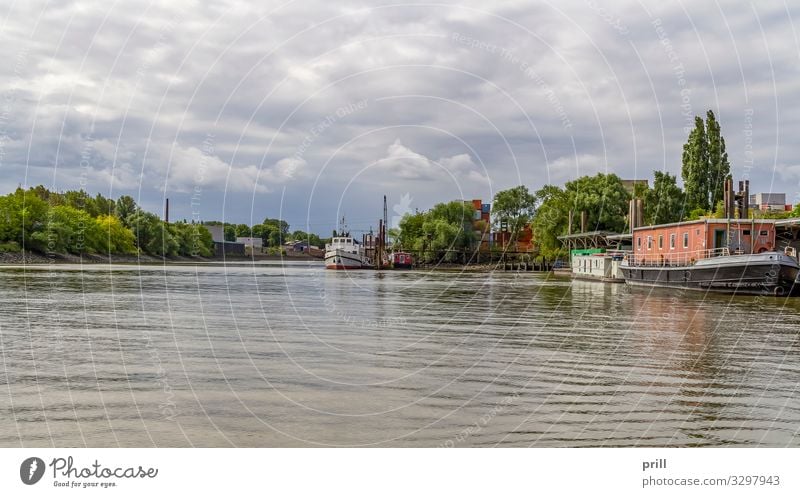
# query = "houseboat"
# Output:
<box><xmin>621</xmin><ymin>218</ymin><xmax>800</xmax><ymax>296</ymax></box>
<box><xmin>391</xmin><ymin>251</ymin><xmax>413</xmax><ymax>269</ymax></box>
<box><xmin>571</xmin><ymin>248</ymin><xmax>626</xmax><ymax>283</ymax></box>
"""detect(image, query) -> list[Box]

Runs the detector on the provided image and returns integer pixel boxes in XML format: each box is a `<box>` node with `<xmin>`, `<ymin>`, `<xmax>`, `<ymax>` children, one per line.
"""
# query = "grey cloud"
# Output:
<box><xmin>1</xmin><ymin>0</ymin><xmax>799</xmax><ymax>234</ymax></box>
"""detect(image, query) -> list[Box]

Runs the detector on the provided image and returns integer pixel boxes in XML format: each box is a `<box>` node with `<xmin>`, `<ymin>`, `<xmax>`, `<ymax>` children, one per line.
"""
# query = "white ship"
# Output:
<box><xmin>325</xmin><ymin>234</ymin><xmax>371</xmax><ymax>269</ymax></box>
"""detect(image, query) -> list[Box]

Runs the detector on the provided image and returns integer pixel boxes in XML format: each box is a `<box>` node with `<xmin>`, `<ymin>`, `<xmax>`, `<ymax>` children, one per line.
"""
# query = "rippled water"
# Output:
<box><xmin>1</xmin><ymin>262</ymin><xmax>799</xmax><ymax>447</ymax></box>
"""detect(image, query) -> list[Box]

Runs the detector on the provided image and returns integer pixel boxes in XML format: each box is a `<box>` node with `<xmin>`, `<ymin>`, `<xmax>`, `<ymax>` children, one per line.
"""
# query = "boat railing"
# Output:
<box><xmin>625</xmin><ymin>247</ymin><xmax>730</xmax><ymax>267</ymax></box>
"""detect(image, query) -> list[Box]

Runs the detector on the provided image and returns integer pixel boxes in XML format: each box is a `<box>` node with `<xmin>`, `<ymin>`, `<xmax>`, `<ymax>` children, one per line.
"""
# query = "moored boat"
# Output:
<box><xmin>621</xmin><ymin>218</ymin><xmax>800</xmax><ymax>296</ymax></box>
<box><xmin>621</xmin><ymin>249</ymin><xmax>800</xmax><ymax>296</ymax></box>
<box><xmin>391</xmin><ymin>251</ymin><xmax>413</xmax><ymax>269</ymax></box>
<box><xmin>325</xmin><ymin>236</ymin><xmax>371</xmax><ymax>269</ymax></box>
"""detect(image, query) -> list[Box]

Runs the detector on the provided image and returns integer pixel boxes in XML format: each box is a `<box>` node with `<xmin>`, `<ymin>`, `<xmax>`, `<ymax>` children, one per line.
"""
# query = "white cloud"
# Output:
<box><xmin>159</xmin><ymin>145</ymin><xmax>305</xmax><ymax>194</ymax></box>
<box><xmin>373</xmin><ymin>139</ymin><xmax>486</xmax><ymax>184</ymax></box>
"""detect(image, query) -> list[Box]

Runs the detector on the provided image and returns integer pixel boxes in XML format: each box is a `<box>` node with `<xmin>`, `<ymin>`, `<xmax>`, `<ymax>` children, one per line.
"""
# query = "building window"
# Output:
<box><xmin>637</xmin><ymin>236</ymin><xmax>641</xmax><ymax>249</ymax></box>
<box><xmin>647</xmin><ymin>236</ymin><xmax>653</xmax><ymax>250</ymax></box>
<box><xmin>658</xmin><ymin>235</ymin><xmax>663</xmax><ymax>249</ymax></box>
<box><xmin>683</xmin><ymin>232</ymin><xmax>689</xmax><ymax>249</ymax></box>
<box><xmin>670</xmin><ymin>233</ymin><xmax>676</xmax><ymax>249</ymax></box>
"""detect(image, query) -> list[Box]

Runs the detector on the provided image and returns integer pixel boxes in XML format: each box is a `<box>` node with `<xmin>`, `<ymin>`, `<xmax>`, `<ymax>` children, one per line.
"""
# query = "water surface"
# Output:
<box><xmin>1</xmin><ymin>262</ymin><xmax>799</xmax><ymax>447</ymax></box>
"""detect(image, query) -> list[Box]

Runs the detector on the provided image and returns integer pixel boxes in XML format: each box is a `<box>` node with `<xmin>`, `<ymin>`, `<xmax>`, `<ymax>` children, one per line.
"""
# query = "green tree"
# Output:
<box><xmin>531</xmin><ymin>184</ymin><xmax>569</xmax><ymax>259</ymax></box>
<box><xmin>567</xmin><ymin>173</ymin><xmax>631</xmax><ymax>233</ymax></box>
<box><xmin>0</xmin><ymin>188</ymin><xmax>49</xmax><ymax>249</ymax></box>
<box><xmin>128</xmin><ymin>210</ymin><xmax>178</xmax><ymax>256</ymax></box>
<box><xmin>261</xmin><ymin>218</ymin><xmax>290</xmax><ymax>246</ymax></box>
<box><xmin>682</xmin><ymin>111</ymin><xmax>730</xmax><ymax>212</ymax></box>
<box><xmin>397</xmin><ymin>211</ymin><xmax>425</xmax><ymax>250</ymax></box>
<box><xmin>706</xmin><ymin>110</ymin><xmax>730</xmax><ymax>210</ymax></box>
<box><xmin>235</xmin><ymin>224</ymin><xmax>251</xmax><ymax>237</ymax></box>
<box><xmin>643</xmin><ymin>171</ymin><xmax>685</xmax><ymax>225</ymax></box>
<box><xmin>96</xmin><ymin>214</ymin><xmax>137</xmax><ymax>254</ymax></box>
<box><xmin>492</xmin><ymin>185</ymin><xmax>537</xmax><ymax>240</ymax></box>
<box><xmin>32</xmin><ymin>206</ymin><xmax>105</xmax><ymax>254</ymax></box>
<box><xmin>682</xmin><ymin>116</ymin><xmax>709</xmax><ymax>211</ymax></box>
<box><xmin>115</xmin><ymin>195</ymin><xmax>138</xmax><ymax>227</ymax></box>
<box><xmin>395</xmin><ymin>202</ymin><xmax>475</xmax><ymax>262</ymax></box>
<box><xmin>222</xmin><ymin>224</ymin><xmax>235</xmax><ymax>242</ymax></box>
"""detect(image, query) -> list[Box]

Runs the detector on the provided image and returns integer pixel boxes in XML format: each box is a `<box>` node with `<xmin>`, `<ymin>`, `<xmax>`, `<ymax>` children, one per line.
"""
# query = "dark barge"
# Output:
<box><xmin>621</xmin><ymin>250</ymin><xmax>800</xmax><ymax>296</ymax></box>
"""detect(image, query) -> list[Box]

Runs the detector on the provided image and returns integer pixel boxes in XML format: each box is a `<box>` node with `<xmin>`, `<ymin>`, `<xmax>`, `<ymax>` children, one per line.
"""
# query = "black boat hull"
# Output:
<box><xmin>621</xmin><ymin>253</ymin><xmax>800</xmax><ymax>297</ymax></box>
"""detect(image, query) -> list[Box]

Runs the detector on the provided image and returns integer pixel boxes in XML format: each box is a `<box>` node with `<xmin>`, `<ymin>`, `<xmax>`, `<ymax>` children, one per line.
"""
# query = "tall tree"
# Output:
<box><xmin>682</xmin><ymin>116</ymin><xmax>709</xmax><ymax>211</ymax></box>
<box><xmin>706</xmin><ymin>110</ymin><xmax>730</xmax><ymax>210</ymax></box>
<box><xmin>681</xmin><ymin>110</ymin><xmax>730</xmax><ymax>213</ymax></box>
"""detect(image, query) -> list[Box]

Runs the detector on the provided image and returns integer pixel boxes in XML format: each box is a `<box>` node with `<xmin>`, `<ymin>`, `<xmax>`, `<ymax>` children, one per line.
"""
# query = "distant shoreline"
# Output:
<box><xmin>0</xmin><ymin>251</ymin><xmax>320</xmax><ymax>266</ymax></box>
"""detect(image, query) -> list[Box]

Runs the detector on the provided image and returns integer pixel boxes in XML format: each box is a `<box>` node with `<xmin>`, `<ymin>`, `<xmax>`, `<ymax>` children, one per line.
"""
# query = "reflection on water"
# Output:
<box><xmin>0</xmin><ymin>263</ymin><xmax>799</xmax><ymax>447</ymax></box>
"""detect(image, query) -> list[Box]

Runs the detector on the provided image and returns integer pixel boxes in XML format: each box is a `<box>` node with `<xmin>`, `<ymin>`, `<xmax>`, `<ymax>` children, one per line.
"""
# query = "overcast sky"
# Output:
<box><xmin>1</xmin><ymin>1</ymin><xmax>798</xmax><ymax>235</ymax></box>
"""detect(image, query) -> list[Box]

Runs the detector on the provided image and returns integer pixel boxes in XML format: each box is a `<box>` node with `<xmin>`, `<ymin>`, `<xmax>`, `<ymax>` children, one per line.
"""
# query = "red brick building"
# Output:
<box><xmin>632</xmin><ymin>219</ymin><xmax>777</xmax><ymax>264</ymax></box>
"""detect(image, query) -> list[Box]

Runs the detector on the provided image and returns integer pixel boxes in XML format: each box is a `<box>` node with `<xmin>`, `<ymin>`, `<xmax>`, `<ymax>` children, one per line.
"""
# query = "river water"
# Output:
<box><xmin>1</xmin><ymin>262</ymin><xmax>799</xmax><ymax>447</ymax></box>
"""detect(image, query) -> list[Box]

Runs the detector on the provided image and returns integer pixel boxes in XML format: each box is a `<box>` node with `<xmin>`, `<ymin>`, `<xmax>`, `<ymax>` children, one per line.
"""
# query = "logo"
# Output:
<box><xmin>392</xmin><ymin>193</ymin><xmax>414</xmax><ymax>229</ymax></box>
<box><xmin>20</xmin><ymin>457</ymin><xmax>45</xmax><ymax>485</ymax></box>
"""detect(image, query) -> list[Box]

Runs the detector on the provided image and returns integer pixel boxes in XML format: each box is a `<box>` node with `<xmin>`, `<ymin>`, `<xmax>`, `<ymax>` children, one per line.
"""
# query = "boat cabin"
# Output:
<box><xmin>392</xmin><ymin>251</ymin><xmax>413</xmax><ymax>269</ymax></box>
<box><xmin>631</xmin><ymin>219</ymin><xmax>777</xmax><ymax>265</ymax></box>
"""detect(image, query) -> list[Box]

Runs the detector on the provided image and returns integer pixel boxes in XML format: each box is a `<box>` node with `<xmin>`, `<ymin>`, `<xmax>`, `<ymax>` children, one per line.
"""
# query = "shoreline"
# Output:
<box><xmin>0</xmin><ymin>251</ymin><xmax>320</xmax><ymax>266</ymax></box>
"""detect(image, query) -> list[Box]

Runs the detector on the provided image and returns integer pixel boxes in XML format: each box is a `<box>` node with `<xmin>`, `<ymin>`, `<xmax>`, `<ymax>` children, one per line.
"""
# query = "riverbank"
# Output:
<box><xmin>0</xmin><ymin>250</ymin><xmax>320</xmax><ymax>265</ymax></box>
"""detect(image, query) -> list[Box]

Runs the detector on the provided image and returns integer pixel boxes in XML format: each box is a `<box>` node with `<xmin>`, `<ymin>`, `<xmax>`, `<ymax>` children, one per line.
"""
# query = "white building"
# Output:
<box><xmin>749</xmin><ymin>193</ymin><xmax>789</xmax><ymax>212</ymax></box>
<box><xmin>205</xmin><ymin>224</ymin><xmax>225</xmax><ymax>243</ymax></box>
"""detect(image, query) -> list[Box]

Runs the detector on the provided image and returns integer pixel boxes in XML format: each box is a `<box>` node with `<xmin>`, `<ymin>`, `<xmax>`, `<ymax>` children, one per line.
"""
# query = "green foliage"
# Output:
<box><xmin>752</xmin><ymin>209</ymin><xmax>793</xmax><ymax>220</ymax></box>
<box><xmin>29</xmin><ymin>205</ymin><xmax>105</xmax><ymax>254</ymax></box>
<box><xmin>643</xmin><ymin>171</ymin><xmax>685</xmax><ymax>225</ymax></box>
<box><xmin>530</xmin><ymin>174</ymin><xmax>630</xmax><ymax>259</ymax></box>
<box><xmin>397</xmin><ymin>211</ymin><xmax>424</xmax><ymax>250</ymax></box>
<box><xmin>396</xmin><ymin>201</ymin><xmax>476</xmax><ymax>262</ymax></box>
<box><xmin>681</xmin><ymin>110</ymin><xmax>730</xmax><ymax>212</ymax></box>
<box><xmin>0</xmin><ymin>241</ymin><xmax>21</xmax><ymax>252</ymax></box>
<box><xmin>0</xmin><ymin>188</ymin><xmax>49</xmax><ymax>248</ymax></box>
<box><xmin>289</xmin><ymin>229</ymin><xmax>322</xmax><ymax>248</ymax></box>
<box><xmin>686</xmin><ymin>207</ymin><xmax>708</xmax><ymax>221</ymax></box>
<box><xmin>0</xmin><ymin>186</ymin><xmax>274</xmax><ymax>258</ymax></box>
<box><xmin>115</xmin><ymin>195</ymin><xmax>138</xmax><ymax>226</ymax></box>
<box><xmin>492</xmin><ymin>185</ymin><xmax>536</xmax><ymax>237</ymax></box>
<box><xmin>97</xmin><ymin>215</ymin><xmax>137</xmax><ymax>254</ymax></box>
<box><xmin>224</xmin><ymin>224</ymin><xmax>236</xmax><ymax>242</ymax></box>
<box><xmin>567</xmin><ymin>173</ymin><xmax>631</xmax><ymax>233</ymax></box>
<box><xmin>531</xmin><ymin>184</ymin><xmax>569</xmax><ymax>260</ymax></box>
<box><xmin>170</xmin><ymin>222</ymin><xmax>214</xmax><ymax>257</ymax></box>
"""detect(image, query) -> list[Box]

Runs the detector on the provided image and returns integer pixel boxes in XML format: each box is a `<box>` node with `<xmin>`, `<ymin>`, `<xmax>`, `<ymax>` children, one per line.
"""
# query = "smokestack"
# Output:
<box><xmin>629</xmin><ymin>199</ymin><xmax>637</xmax><ymax>232</ymax></box>
<box><xmin>744</xmin><ymin>180</ymin><xmax>750</xmax><ymax>217</ymax></box>
<box><xmin>636</xmin><ymin>198</ymin><xmax>643</xmax><ymax>227</ymax></box>
<box><xmin>165</xmin><ymin>198</ymin><xmax>169</xmax><ymax>224</ymax></box>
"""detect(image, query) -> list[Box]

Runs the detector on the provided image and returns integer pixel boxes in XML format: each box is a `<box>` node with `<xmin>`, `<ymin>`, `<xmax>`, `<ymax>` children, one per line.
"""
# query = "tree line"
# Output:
<box><xmin>205</xmin><ymin>219</ymin><xmax>325</xmax><ymax>250</ymax></box>
<box><xmin>394</xmin><ymin>110</ymin><xmax>800</xmax><ymax>262</ymax></box>
<box><xmin>0</xmin><ymin>187</ymin><xmax>215</xmax><ymax>257</ymax></box>
<box><xmin>0</xmin><ymin>186</ymin><xmax>326</xmax><ymax>257</ymax></box>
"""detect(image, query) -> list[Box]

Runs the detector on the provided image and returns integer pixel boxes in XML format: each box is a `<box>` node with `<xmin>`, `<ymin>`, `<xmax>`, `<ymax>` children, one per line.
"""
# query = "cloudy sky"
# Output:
<box><xmin>1</xmin><ymin>0</ymin><xmax>798</xmax><ymax>235</ymax></box>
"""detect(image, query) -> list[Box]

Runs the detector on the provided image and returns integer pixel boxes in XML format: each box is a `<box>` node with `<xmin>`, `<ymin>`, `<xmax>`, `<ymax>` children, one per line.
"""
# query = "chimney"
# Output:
<box><xmin>744</xmin><ymin>180</ymin><xmax>750</xmax><ymax>217</ymax></box>
<box><xmin>165</xmin><ymin>198</ymin><xmax>169</xmax><ymax>224</ymax></box>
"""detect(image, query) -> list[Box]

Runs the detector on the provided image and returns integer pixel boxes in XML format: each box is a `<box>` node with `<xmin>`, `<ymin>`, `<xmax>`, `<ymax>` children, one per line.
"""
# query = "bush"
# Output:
<box><xmin>0</xmin><ymin>241</ymin><xmax>21</xmax><ymax>252</ymax></box>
